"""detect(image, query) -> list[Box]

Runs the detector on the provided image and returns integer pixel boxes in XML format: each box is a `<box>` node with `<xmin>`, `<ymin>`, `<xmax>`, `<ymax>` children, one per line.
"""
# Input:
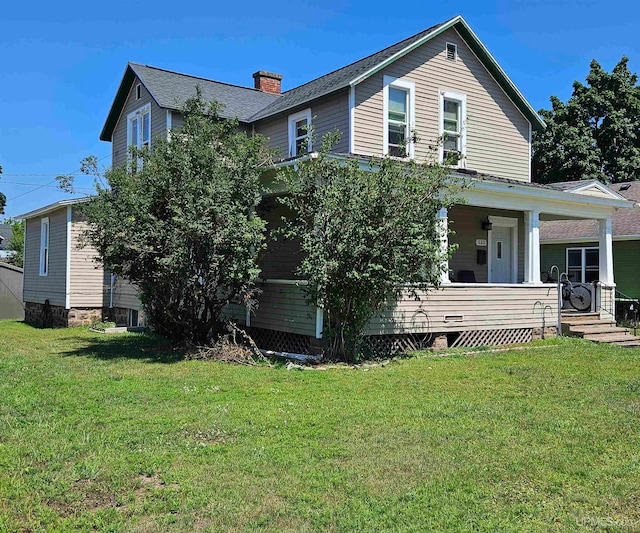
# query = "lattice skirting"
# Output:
<box><xmin>248</xmin><ymin>327</ymin><xmax>537</xmax><ymax>356</ymax></box>
<box><xmin>450</xmin><ymin>328</ymin><xmax>533</xmax><ymax>348</ymax></box>
<box><xmin>247</xmin><ymin>327</ymin><xmax>312</xmax><ymax>354</ymax></box>
<box><xmin>360</xmin><ymin>332</ymin><xmax>436</xmax><ymax>357</ymax></box>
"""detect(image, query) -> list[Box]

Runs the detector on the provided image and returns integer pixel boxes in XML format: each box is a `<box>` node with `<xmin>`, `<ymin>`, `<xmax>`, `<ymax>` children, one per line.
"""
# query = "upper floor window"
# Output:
<box><xmin>39</xmin><ymin>217</ymin><xmax>49</xmax><ymax>277</ymax></box>
<box><xmin>383</xmin><ymin>76</ymin><xmax>415</xmax><ymax>158</ymax></box>
<box><xmin>127</xmin><ymin>103</ymin><xmax>151</xmax><ymax>151</ymax></box>
<box><xmin>567</xmin><ymin>247</ymin><xmax>599</xmax><ymax>283</ymax></box>
<box><xmin>439</xmin><ymin>91</ymin><xmax>466</xmax><ymax>166</ymax></box>
<box><xmin>288</xmin><ymin>109</ymin><xmax>312</xmax><ymax>157</ymax></box>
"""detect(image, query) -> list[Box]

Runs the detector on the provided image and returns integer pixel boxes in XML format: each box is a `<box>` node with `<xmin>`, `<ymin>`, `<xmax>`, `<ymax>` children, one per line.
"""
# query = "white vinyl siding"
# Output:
<box><xmin>365</xmin><ymin>285</ymin><xmax>557</xmax><ymax>335</ymax></box>
<box><xmin>68</xmin><ymin>209</ymin><xmax>105</xmax><ymax>308</ymax></box>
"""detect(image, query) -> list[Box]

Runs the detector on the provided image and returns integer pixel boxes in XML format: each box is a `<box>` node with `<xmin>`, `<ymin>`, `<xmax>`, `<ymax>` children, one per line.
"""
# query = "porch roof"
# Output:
<box><xmin>452</xmin><ymin>170</ymin><xmax>633</xmax><ymax>219</ymax></box>
<box><xmin>271</xmin><ymin>153</ymin><xmax>634</xmax><ymax>219</ymax></box>
<box><xmin>540</xmin><ymin>180</ymin><xmax>640</xmax><ymax>243</ymax></box>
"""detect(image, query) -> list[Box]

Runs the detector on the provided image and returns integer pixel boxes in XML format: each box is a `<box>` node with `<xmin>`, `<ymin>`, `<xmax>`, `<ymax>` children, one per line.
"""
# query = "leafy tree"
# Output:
<box><xmin>533</xmin><ymin>57</ymin><xmax>640</xmax><ymax>184</ymax></box>
<box><xmin>4</xmin><ymin>219</ymin><xmax>24</xmax><ymax>267</ymax></box>
<box><xmin>78</xmin><ymin>95</ymin><xmax>271</xmax><ymax>344</ymax></box>
<box><xmin>277</xmin><ymin>132</ymin><xmax>462</xmax><ymax>361</ymax></box>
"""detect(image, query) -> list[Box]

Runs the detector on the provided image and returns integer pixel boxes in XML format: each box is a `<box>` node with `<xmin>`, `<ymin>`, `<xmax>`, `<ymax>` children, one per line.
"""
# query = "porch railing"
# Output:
<box><xmin>594</xmin><ymin>281</ymin><xmax>616</xmax><ymax>324</ymax></box>
<box><xmin>597</xmin><ymin>283</ymin><xmax>640</xmax><ymax>335</ymax></box>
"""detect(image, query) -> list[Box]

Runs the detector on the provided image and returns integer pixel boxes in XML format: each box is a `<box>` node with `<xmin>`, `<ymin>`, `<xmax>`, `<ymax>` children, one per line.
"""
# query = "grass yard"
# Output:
<box><xmin>0</xmin><ymin>321</ymin><xmax>639</xmax><ymax>532</ymax></box>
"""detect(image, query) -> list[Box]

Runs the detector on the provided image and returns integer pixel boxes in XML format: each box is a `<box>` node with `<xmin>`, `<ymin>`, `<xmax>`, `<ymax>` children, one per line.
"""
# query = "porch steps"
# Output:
<box><xmin>561</xmin><ymin>312</ymin><xmax>640</xmax><ymax>348</ymax></box>
<box><xmin>612</xmin><ymin>339</ymin><xmax>640</xmax><ymax>348</ymax></box>
<box><xmin>570</xmin><ymin>325</ymin><xmax>629</xmax><ymax>336</ymax></box>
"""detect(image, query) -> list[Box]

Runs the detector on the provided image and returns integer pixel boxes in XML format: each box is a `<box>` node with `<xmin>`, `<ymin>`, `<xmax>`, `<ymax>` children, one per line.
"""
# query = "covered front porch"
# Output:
<box><xmin>247</xmin><ymin>175</ymin><xmax>631</xmax><ymax>353</ymax></box>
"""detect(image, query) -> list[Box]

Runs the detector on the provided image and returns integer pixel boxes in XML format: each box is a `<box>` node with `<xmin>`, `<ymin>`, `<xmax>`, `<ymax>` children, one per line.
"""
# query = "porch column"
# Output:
<box><xmin>599</xmin><ymin>217</ymin><xmax>614</xmax><ymax>284</ymax></box>
<box><xmin>524</xmin><ymin>210</ymin><xmax>541</xmax><ymax>283</ymax></box>
<box><xmin>437</xmin><ymin>208</ymin><xmax>451</xmax><ymax>285</ymax></box>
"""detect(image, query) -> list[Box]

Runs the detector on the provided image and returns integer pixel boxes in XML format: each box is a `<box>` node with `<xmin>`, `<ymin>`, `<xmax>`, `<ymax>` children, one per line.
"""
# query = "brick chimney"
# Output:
<box><xmin>253</xmin><ymin>71</ymin><xmax>283</xmax><ymax>94</ymax></box>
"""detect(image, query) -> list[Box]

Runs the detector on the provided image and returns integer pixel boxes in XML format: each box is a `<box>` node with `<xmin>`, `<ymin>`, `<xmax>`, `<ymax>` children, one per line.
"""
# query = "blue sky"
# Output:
<box><xmin>2</xmin><ymin>0</ymin><xmax>639</xmax><ymax>217</ymax></box>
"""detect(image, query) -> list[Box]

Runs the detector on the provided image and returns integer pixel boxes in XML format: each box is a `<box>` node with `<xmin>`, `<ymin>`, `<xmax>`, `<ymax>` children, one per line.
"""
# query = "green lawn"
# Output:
<box><xmin>0</xmin><ymin>321</ymin><xmax>639</xmax><ymax>532</ymax></box>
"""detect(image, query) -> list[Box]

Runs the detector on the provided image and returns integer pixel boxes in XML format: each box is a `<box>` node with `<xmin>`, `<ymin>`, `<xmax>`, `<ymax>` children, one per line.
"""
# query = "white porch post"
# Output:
<box><xmin>599</xmin><ymin>217</ymin><xmax>614</xmax><ymax>284</ymax></box>
<box><xmin>524</xmin><ymin>210</ymin><xmax>541</xmax><ymax>284</ymax></box>
<box><xmin>437</xmin><ymin>208</ymin><xmax>451</xmax><ymax>285</ymax></box>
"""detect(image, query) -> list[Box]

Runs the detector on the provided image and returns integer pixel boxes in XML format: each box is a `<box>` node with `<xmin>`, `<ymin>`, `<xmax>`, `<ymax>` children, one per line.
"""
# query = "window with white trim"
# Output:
<box><xmin>127</xmin><ymin>103</ymin><xmax>151</xmax><ymax>170</ymax></box>
<box><xmin>39</xmin><ymin>217</ymin><xmax>49</xmax><ymax>276</ymax></box>
<box><xmin>128</xmin><ymin>104</ymin><xmax>151</xmax><ymax>150</ymax></box>
<box><xmin>439</xmin><ymin>91</ymin><xmax>466</xmax><ymax>165</ymax></box>
<box><xmin>567</xmin><ymin>247</ymin><xmax>599</xmax><ymax>283</ymax></box>
<box><xmin>288</xmin><ymin>109</ymin><xmax>312</xmax><ymax>157</ymax></box>
<box><xmin>383</xmin><ymin>76</ymin><xmax>415</xmax><ymax>158</ymax></box>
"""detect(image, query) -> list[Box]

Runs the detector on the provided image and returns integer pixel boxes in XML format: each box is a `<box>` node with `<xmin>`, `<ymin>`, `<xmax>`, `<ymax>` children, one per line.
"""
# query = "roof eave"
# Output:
<box><xmin>250</xmin><ymin>87</ymin><xmax>348</xmax><ymax>123</ymax></box>
<box><xmin>100</xmin><ymin>63</ymin><xmax>166</xmax><ymax>142</ymax></box>
<box><xmin>100</xmin><ymin>65</ymin><xmax>136</xmax><ymax>142</ymax></box>
<box><xmin>541</xmin><ymin>234</ymin><xmax>640</xmax><ymax>244</ymax></box>
<box><xmin>15</xmin><ymin>197</ymin><xmax>91</xmax><ymax>220</ymax></box>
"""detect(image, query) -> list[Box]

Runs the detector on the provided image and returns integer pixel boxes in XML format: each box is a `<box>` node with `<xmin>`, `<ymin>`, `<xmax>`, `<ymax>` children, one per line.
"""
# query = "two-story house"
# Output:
<box><xmin>20</xmin><ymin>15</ymin><xmax>631</xmax><ymax>349</ymax></box>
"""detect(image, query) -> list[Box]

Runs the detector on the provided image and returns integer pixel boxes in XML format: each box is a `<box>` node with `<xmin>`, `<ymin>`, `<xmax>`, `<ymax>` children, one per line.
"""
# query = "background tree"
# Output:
<box><xmin>78</xmin><ymin>95</ymin><xmax>271</xmax><ymax>344</ymax></box>
<box><xmin>533</xmin><ymin>57</ymin><xmax>640</xmax><ymax>184</ymax></box>
<box><xmin>277</xmin><ymin>132</ymin><xmax>462</xmax><ymax>361</ymax></box>
<box><xmin>3</xmin><ymin>219</ymin><xmax>24</xmax><ymax>267</ymax></box>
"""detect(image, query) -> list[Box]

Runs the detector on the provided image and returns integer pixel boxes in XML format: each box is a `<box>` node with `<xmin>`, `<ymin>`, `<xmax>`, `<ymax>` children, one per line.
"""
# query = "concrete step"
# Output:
<box><xmin>584</xmin><ymin>332</ymin><xmax>634</xmax><ymax>343</ymax></box>
<box><xmin>569</xmin><ymin>325</ymin><xmax>629</xmax><ymax>336</ymax></box>
<box><xmin>561</xmin><ymin>313</ymin><xmax>605</xmax><ymax>325</ymax></box>
<box><xmin>611</xmin><ymin>339</ymin><xmax>640</xmax><ymax>348</ymax></box>
<box><xmin>563</xmin><ymin>319</ymin><xmax>616</xmax><ymax>327</ymax></box>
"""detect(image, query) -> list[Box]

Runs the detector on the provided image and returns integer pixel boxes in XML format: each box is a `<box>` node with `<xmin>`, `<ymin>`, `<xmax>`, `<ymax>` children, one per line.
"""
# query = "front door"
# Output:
<box><xmin>490</xmin><ymin>226</ymin><xmax>512</xmax><ymax>283</ymax></box>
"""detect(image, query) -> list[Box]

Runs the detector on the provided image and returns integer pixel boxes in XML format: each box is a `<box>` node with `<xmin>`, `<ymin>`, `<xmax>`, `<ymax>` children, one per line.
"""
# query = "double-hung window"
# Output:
<box><xmin>384</xmin><ymin>76</ymin><xmax>415</xmax><ymax>158</ymax></box>
<box><xmin>39</xmin><ymin>217</ymin><xmax>49</xmax><ymax>276</ymax></box>
<box><xmin>288</xmin><ymin>109</ymin><xmax>312</xmax><ymax>157</ymax></box>
<box><xmin>567</xmin><ymin>247</ymin><xmax>599</xmax><ymax>283</ymax></box>
<box><xmin>439</xmin><ymin>91</ymin><xmax>466</xmax><ymax>165</ymax></box>
<box><xmin>127</xmin><ymin>103</ymin><xmax>151</xmax><ymax>168</ymax></box>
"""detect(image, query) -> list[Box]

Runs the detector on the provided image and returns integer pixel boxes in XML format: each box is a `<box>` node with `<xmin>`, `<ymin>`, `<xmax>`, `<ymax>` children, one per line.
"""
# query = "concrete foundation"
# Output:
<box><xmin>532</xmin><ymin>326</ymin><xmax>558</xmax><ymax>340</ymax></box>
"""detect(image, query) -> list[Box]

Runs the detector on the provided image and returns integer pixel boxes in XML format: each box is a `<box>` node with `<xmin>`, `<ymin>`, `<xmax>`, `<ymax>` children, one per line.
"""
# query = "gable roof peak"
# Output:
<box><xmin>250</xmin><ymin>15</ymin><xmax>544</xmax><ymax>130</ymax></box>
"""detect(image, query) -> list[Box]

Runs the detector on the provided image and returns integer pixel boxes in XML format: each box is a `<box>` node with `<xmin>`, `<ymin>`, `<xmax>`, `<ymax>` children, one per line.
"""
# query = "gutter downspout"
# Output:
<box><xmin>109</xmin><ymin>273</ymin><xmax>115</xmax><ymax>309</ymax></box>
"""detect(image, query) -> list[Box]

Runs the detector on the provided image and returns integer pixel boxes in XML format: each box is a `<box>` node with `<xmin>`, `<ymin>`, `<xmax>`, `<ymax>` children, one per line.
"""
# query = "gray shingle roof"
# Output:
<box><xmin>540</xmin><ymin>181</ymin><xmax>640</xmax><ymax>240</ymax></box>
<box><xmin>101</xmin><ymin>14</ymin><xmax>545</xmax><ymax>141</ymax></box>
<box><xmin>129</xmin><ymin>63</ymin><xmax>280</xmax><ymax>121</ymax></box>
<box><xmin>249</xmin><ymin>20</ymin><xmax>450</xmax><ymax>121</ymax></box>
<box><xmin>547</xmin><ymin>180</ymin><xmax>601</xmax><ymax>191</ymax></box>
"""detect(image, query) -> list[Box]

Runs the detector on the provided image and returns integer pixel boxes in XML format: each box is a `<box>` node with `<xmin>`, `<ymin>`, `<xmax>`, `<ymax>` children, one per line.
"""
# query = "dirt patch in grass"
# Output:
<box><xmin>134</xmin><ymin>474</ymin><xmax>180</xmax><ymax>501</ymax></box>
<box><xmin>47</xmin><ymin>479</ymin><xmax>117</xmax><ymax>517</ymax></box>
